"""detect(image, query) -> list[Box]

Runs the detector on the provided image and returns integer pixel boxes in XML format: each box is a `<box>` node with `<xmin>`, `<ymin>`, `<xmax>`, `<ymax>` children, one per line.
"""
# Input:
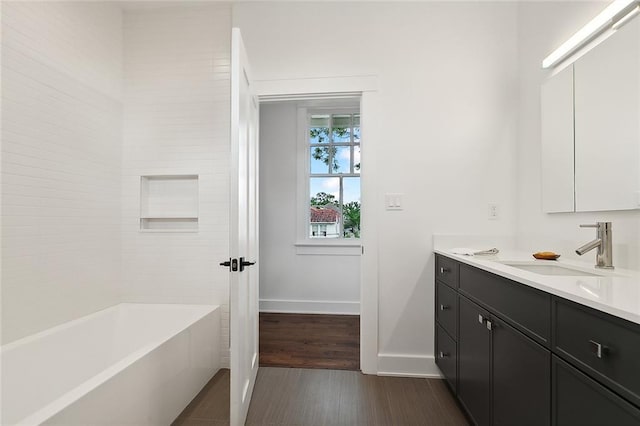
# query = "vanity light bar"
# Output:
<box><xmin>612</xmin><ymin>4</ymin><xmax>640</xmax><ymax>30</ymax></box>
<box><xmin>542</xmin><ymin>0</ymin><xmax>640</xmax><ymax>69</ymax></box>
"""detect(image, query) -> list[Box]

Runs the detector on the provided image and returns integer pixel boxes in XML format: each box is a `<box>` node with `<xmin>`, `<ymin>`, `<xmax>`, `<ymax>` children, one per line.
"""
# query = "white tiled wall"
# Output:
<box><xmin>121</xmin><ymin>4</ymin><xmax>232</xmax><ymax>367</ymax></box>
<box><xmin>1</xmin><ymin>2</ymin><xmax>123</xmax><ymax>344</ymax></box>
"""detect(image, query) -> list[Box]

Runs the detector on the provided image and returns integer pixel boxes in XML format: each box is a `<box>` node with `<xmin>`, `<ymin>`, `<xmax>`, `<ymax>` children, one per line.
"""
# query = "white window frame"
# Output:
<box><xmin>295</xmin><ymin>103</ymin><xmax>361</xmax><ymax>254</ymax></box>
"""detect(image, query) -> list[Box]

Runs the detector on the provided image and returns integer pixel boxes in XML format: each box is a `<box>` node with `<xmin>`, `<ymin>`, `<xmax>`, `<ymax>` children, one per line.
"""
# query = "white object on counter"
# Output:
<box><xmin>450</xmin><ymin>247</ymin><xmax>500</xmax><ymax>256</ymax></box>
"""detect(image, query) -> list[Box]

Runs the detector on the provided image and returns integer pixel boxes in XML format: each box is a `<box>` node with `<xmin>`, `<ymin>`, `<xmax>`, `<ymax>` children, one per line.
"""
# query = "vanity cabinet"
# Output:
<box><xmin>552</xmin><ymin>355</ymin><xmax>640</xmax><ymax>426</ymax></box>
<box><xmin>434</xmin><ymin>253</ymin><xmax>640</xmax><ymax>426</ymax></box>
<box><xmin>457</xmin><ymin>295</ymin><xmax>491</xmax><ymax>426</ymax></box>
<box><xmin>553</xmin><ymin>297</ymin><xmax>640</xmax><ymax>408</ymax></box>
<box><xmin>458</xmin><ymin>292</ymin><xmax>550</xmax><ymax>426</ymax></box>
<box><xmin>435</xmin><ymin>267</ymin><xmax>459</xmax><ymax>394</ymax></box>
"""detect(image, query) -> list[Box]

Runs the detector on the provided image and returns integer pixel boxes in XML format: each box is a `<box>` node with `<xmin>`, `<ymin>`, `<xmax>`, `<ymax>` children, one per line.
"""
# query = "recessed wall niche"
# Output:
<box><xmin>140</xmin><ymin>175</ymin><xmax>199</xmax><ymax>232</ymax></box>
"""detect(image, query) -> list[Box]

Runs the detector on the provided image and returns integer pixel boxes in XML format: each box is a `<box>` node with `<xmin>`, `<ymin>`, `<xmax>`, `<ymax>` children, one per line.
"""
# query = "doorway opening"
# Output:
<box><xmin>257</xmin><ymin>98</ymin><xmax>362</xmax><ymax>371</ymax></box>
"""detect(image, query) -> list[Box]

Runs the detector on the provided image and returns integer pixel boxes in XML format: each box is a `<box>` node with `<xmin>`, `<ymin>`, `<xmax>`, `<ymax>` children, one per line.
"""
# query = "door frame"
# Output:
<box><xmin>255</xmin><ymin>75</ymin><xmax>380</xmax><ymax>374</ymax></box>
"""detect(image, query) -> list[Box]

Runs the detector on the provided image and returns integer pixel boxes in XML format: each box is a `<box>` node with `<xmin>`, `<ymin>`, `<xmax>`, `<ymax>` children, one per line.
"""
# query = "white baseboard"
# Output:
<box><xmin>259</xmin><ymin>299</ymin><xmax>360</xmax><ymax>315</ymax></box>
<box><xmin>377</xmin><ymin>353</ymin><xmax>443</xmax><ymax>378</ymax></box>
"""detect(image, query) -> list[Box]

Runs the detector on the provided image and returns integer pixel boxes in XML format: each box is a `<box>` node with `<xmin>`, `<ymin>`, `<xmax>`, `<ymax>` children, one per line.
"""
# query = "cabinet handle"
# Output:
<box><xmin>486</xmin><ymin>320</ymin><xmax>493</xmax><ymax>331</ymax></box>
<box><xmin>440</xmin><ymin>267</ymin><xmax>451</xmax><ymax>274</ymax></box>
<box><xmin>440</xmin><ymin>304</ymin><xmax>450</xmax><ymax>311</ymax></box>
<box><xmin>589</xmin><ymin>340</ymin><xmax>606</xmax><ymax>359</ymax></box>
<box><xmin>439</xmin><ymin>351</ymin><xmax>449</xmax><ymax>358</ymax></box>
<box><xmin>478</xmin><ymin>314</ymin><xmax>485</xmax><ymax>324</ymax></box>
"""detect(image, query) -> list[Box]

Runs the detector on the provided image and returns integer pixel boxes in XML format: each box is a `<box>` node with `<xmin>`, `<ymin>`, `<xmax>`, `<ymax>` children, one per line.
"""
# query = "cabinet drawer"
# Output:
<box><xmin>552</xmin><ymin>355</ymin><xmax>640</xmax><ymax>426</ymax></box>
<box><xmin>436</xmin><ymin>280</ymin><xmax>458</xmax><ymax>339</ymax></box>
<box><xmin>553</xmin><ymin>297</ymin><xmax>640</xmax><ymax>407</ymax></box>
<box><xmin>459</xmin><ymin>264</ymin><xmax>551</xmax><ymax>346</ymax></box>
<box><xmin>436</xmin><ymin>254</ymin><xmax>459</xmax><ymax>288</ymax></box>
<box><xmin>435</xmin><ymin>323</ymin><xmax>457</xmax><ymax>393</ymax></box>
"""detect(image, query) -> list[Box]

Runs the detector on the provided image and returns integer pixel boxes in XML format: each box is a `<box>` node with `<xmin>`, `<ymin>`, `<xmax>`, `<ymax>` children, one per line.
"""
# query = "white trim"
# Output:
<box><xmin>256</xmin><ymin>75</ymin><xmax>380</xmax><ymax>375</ymax></box>
<box><xmin>359</xmin><ymin>91</ymin><xmax>380</xmax><ymax>375</ymax></box>
<box><xmin>256</xmin><ymin>75</ymin><xmax>378</xmax><ymax>99</ymax></box>
<box><xmin>295</xmin><ymin>243</ymin><xmax>361</xmax><ymax>256</ymax></box>
<box><xmin>259</xmin><ymin>299</ymin><xmax>360</xmax><ymax>315</ymax></box>
<box><xmin>377</xmin><ymin>354</ymin><xmax>443</xmax><ymax>378</ymax></box>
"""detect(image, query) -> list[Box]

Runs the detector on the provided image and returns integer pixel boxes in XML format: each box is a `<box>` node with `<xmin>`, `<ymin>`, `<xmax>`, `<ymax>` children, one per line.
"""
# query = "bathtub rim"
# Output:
<box><xmin>2</xmin><ymin>303</ymin><xmax>219</xmax><ymax>426</ymax></box>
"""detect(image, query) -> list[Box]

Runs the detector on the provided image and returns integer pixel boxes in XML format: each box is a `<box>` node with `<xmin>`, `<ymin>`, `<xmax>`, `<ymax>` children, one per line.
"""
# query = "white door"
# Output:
<box><xmin>229</xmin><ymin>27</ymin><xmax>259</xmax><ymax>426</ymax></box>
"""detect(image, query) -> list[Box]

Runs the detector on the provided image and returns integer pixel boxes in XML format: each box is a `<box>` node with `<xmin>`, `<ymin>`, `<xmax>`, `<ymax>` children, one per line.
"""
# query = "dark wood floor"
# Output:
<box><xmin>174</xmin><ymin>367</ymin><xmax>468</xmax><ymax>426</ymax></box>
<box><xmin>259</xmin><ymin>313</ymin><xmax>360</xmax><ymax>370</ymax></box>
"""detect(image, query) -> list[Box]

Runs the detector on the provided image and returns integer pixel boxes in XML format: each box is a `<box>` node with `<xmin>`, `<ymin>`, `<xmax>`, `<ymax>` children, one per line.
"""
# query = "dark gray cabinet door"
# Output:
<box><xmin>436</xmin><ymin>280</ymin><xmax>458</xmax><ymax>338</ymax></box>
<box><xmin>435</xmin><ymin>323</ymin><xmax>457</xmax><ymax>393</ymax></box>
<box><xmin>493</xmin><ymin>317</ymin><xmax>551</xmax><ymax>426</ymax></box>
<box><xmin>552</xmin><ymin>355</ymin><xmax>640</xmax><ymax>426</ymax></box>
<box><xmin>458</xmin><ymin>295</ymin><xmax>491</xmax><ymax>426</ymax></box>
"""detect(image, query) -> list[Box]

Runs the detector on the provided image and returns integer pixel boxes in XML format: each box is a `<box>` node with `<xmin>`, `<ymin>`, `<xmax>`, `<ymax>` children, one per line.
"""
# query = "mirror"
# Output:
<box><xmin>541</xmin><ymin>65</ymin><xmax>574</xmax><ymax>213</ymax></box>
<box><xmin>541</xmin><ymin>16</ymin><xmax>640</xmax><ymax>213</ymax></box>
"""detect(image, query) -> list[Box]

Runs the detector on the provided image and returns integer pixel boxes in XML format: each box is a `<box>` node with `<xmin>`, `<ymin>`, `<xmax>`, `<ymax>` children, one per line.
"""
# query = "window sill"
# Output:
<box><xmin>295</xmin><ymin>241</ymin><xmax>362</xmax><ymax>256</ymax></box>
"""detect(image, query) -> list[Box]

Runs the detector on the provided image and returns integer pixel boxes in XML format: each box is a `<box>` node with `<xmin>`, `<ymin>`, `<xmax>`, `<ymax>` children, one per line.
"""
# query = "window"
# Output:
<box><xmin>308</xmin><ymin>111</ymin><xmax>361</xmax><ymax>239</ymax></box>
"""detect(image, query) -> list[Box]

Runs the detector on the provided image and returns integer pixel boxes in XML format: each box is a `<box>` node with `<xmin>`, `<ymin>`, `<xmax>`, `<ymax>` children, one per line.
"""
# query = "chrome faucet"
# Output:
<box><xmin>575</xmin><ymin>222</ymin><xmax>614</xmax><ymax>269</ymax></box>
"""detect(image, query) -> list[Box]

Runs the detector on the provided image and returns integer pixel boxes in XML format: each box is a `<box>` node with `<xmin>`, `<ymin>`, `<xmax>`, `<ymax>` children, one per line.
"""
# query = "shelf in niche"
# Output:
<box><xmin>140</xmin><ymin>175</ymin><xmax>199</xmax><ymax>232</ymax></box>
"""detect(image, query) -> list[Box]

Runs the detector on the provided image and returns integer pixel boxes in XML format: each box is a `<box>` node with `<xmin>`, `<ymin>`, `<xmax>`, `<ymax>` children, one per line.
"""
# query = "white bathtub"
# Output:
<box><xmin>1</xmin><ymin>303</ymin><xmax>220</xmax><ymax>425</ymax></box>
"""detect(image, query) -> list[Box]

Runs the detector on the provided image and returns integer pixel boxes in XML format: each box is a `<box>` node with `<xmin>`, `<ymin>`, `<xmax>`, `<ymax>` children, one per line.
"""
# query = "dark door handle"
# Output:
<box><xmin>220</xmin><ymin>258</ymin><xmax>238</xmax><ymax>272</ymax></box>
<box><xmin>239</xmin><ymin>257</ymin><xmax>256</xmax><ymax>272</ymax></box>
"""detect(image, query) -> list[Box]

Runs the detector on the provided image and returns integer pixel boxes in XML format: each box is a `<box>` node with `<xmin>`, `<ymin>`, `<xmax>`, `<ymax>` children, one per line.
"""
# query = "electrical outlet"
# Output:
<box><xmin>385</xmin><ymin>193</ymin><xmax>403</xmax><ymax>210</ymax></box>
<box><xmin>488</xmin><ymin>203</ymin><xmax>499</xmax><ymax>220</ymax></box>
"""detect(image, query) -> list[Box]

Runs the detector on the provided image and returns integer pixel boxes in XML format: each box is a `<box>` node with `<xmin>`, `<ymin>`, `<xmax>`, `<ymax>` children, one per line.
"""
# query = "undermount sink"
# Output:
<box><xmin>499</xmin><ymin>262</ymin><xmax>603</xmax><ymax>277</ymax></box>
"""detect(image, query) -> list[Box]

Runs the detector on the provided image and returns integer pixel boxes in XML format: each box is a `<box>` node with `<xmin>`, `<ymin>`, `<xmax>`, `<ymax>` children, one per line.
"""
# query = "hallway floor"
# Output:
<box><xmin>259</xmin><ymin>313</ymin><xmax>360</xmax><ymax>370</ymax></box>
<box><xmin>173</xmin><ymin>367</ymin><xmax>469</xmax><ymax>426</ymax></box>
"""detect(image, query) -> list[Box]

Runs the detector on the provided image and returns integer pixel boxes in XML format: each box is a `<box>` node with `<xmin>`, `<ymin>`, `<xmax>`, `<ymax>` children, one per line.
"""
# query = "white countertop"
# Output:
<box><xmin>435</xmin><ymin>249</ymin><xmax>640</xmax><ymax>326</ymax></box>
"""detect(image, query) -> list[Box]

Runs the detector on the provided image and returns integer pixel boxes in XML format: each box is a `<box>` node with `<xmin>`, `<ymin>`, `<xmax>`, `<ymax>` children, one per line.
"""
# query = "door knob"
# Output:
<box><xmin>239</xmin><ymin>257</ymin><xmax>256</xmax><ymax>272</ymax></box>
<box><xmin>220</xmin><ymin>258</ymin><xmax>238</xmax><ymax>272</ymax></box>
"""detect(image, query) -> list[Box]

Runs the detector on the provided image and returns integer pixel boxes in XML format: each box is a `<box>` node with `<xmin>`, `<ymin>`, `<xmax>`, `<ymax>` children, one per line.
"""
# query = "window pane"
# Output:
<box><xmin>343</xmin><ymin>177</ymin><xmax>361</xmax><ymax>238</ymax></box>
<box><xmin>310</xmin><ymin>115</ymin><xmax>330</xmax><ymax>127</ymax></box>
<box><xmin>310</xmin><ymin>127</ymin><xmax>329</xmax><ymax>143</ymax></box>
<box><xmin>353</xmin><ymin>114</ymin><xmax>360</xmax><ymax>126</ymax></box>
<box><xmin>310</xmin><ymin>146</ymin><xmax>330</xmax><ymax>174</ymax></box>
<box><xmin>332</xmin><ymin>127</ymin><xmax>351</xmax><ymax>142</ymax></box>
<box><xmin>310</xmin><ymin>177</ymin><xmax>340</xmax><ymax>206</ymax></box>
<box><xmin>354</xmin><ymin>145</ymin><xmax>361</xmax><ymax>174</ymax></box>
<box><xmin>332</xmin><ymin>114</ymin><xmax>351</xmax><ymax>127</ymax></box>
<box><xmin>334</xmin><ymin>146</ymin><xmax>351</xmax><ymax>174</ymax></box>
<box><xmin>353</xmin><ymin>126</ymin><xmax>361</xmax><ymax>142</ymax></box>
<box><xmin>310</xmin><ymin>177</ymin><xmax>340</xmax><ymax>238</ymax></box>
<box><xmin>332</xmin><ymin>114</ymin><xmax>351</xmax><ymax>142</ymax></box>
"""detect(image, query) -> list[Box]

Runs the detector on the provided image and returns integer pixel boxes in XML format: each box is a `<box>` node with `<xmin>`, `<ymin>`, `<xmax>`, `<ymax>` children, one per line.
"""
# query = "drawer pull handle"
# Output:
<box><xmin>440</xmin><ymin>304</ymin><xmax>450</xmax><ymax>311</ymax></box>
<box><xmin>439</xmin><ymin>351</ymin><xmax>449</xmax><ymax>358</ymax></box>
<box><xmin>440</xmin><ymin>267</ymin><xmax>451</xmax><ymax>274</ymax></box>
<box><xmin>478</xmin><ymin>314</ymin><xmax>485</xmax><ymax>324</ymax></box>
<box><xmin>589</xmin><ymin>340</ymin><xmax>606</xmax><ymax>359</ymax></box>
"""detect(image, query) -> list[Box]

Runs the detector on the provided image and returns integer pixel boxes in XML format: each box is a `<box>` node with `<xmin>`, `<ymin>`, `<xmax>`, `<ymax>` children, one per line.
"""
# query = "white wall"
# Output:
<box><xmin>121</xmin><ymin>3</ymin><xmax>232</xmax><ymax>367</ymax></box>
<box><xmin>259</xmin><ymin>102</ymin><xmax>360</xmax><ymax>314</ymax></box>
<box><xmin>1</xmin><ymin>2</ymin><xmax>123</xmax><ymax>344</ymax></box>
<box><xmin>234</xmin><ymin>2</ymin><xmax>520</xmax><ymax>375</ymax></box>
<box><xmin>516</xmin><ymin>1</ymin><xmax>640</xmax><ymax>271</ymax></box>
